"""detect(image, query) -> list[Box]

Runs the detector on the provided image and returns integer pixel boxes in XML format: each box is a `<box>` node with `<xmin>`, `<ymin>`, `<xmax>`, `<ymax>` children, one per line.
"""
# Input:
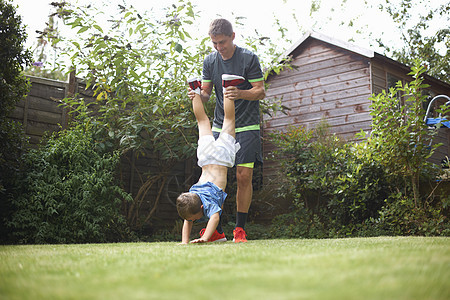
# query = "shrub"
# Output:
<box><xmin>7</xmin><ymin>123</ymin><xmax>133</xmax><ymax>244</ymax></box>
<box><xmin>0</xmin><ymin>0</ymin><xmax>31</xmax><ymax>117</ymax></box>
<box><xmin>268</xmin><ymin>62</ymin><xmax>449</xmax><ymax>238</ymax></box>
<box><xmin>269</xmin><ymin>121</ymin><xmax>388</xmax><ymax>236</ymax></box>
<box><xmin>368</xmin><ymin>62</ymin><xmax>444</xmax><ymax>206</ymax></box>
<box><xmin>0</xmin><ymin>0</ymin><xmax>32</xmax><ymax>243</ymax></box>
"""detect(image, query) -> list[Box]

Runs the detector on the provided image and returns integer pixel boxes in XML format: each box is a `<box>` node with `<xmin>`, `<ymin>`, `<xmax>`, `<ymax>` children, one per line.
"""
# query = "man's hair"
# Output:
<box><xmin>176</xmin><ymin>192</ymin><xmax>202</xmax><ymax>220</ymax></box>
<box><xmin>208</xmin><ymin>18</ymin><xmax>233</xmax><ymax>37</ymax></box>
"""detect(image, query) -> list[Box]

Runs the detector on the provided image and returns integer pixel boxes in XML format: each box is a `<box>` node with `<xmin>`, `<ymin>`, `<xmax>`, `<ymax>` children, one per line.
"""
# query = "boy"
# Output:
<box><xmin>176</xmin><ymin>74</ymin><xmax>244</xmax><ymax>244</ymax></box>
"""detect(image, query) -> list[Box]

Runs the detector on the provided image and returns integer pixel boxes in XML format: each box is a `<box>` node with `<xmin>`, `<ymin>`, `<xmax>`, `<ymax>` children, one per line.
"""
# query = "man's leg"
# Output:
<box><xmin>235</xmin><ymin>165</ymin><xmax>253</xmax><ymax>228</ymax></box>
<box><xmin>221</xmin><ymin>91</ymin><xmax>238</xmax><ymax>239</ymax></box>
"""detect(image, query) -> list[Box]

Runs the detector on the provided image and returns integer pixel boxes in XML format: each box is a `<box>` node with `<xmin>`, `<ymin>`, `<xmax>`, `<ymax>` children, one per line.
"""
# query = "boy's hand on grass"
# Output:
<box><xmin>190</xmin><ymin>238</ymin><xmax>207</xmax><ymax>244</ymax></box>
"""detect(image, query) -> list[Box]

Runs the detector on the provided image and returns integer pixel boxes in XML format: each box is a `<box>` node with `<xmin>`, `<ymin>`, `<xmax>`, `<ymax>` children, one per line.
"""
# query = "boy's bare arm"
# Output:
<box><xmin>190</xmin><ymin>212</ymin><xmax>220</xmax><ymax>243</ymax></box>
<box><xmin>180</xmin><ymin>220</ymin><xmax>193</xmax><ymax>244</ymax></box>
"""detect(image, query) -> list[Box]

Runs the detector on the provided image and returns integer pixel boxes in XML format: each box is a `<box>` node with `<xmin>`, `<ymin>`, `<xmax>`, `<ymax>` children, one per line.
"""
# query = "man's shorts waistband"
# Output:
<box><xmin>212</xmin><ymin>124</ymin><xmax>260</xmax><ymax>133</ymax></box>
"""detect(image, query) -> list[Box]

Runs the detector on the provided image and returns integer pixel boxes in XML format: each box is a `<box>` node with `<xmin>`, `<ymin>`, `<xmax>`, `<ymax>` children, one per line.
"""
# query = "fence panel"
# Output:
<box><xmin>9</xmin><ymin>75</ymin><xmax>191</xmax><ymax>232</ymax></box>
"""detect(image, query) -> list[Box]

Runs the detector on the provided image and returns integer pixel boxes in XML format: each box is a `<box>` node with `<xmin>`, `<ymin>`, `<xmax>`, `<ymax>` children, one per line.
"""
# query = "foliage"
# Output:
<box><xmin>369</xmin><ymin>193</ymin><xmax>450</xmax><ymax>236</ymax></box>
<box><xmin>0</xmin><ymin>0</ymin><xmax>31</xmax><ymax>117</ymax></box>
<box><xmin>23</xmin><ymin>13</ymin><xmax>67</xmax><ymax>81</ymax></box>
<box><xmin>0</xmin><ymin>0</ymin><xmax>31</xmax><ymax>242</ymax></box>
<box><xmin>377</xmin><ymin>0</ymin><xmax>449</xmax><ymax>84</ymax></box>
<box><xmin>41</xmin><ymin>1</ymin><xmax>210</xmax><ymax>230</ymax></box>
<box><xmin>0</xmin><ymin>121</ymin><xmax>28</xmax><ymax>243</ymax></box>
<box><xmin>33</xmin><ymin>1</ymin><xmax>294</xmax><ymax>231</ymax></box>
<box><xmin>268</xmin><ymin>62</ymin><xmax>449</xmax><ymax>238</ymax></box>
<box><xmin>367</xmin><ymin>61</ymin><xmax>447</xmax><ymax>206</ymax></box>
<box><xmin>268</xmin><ymin>121</ymin><xmax>389</xmax><ymax>237</ymax></box>
<box><xmin>6</xmin><ymin>123</ymin><xmax>133</xmax><ymax>244</ymax></box>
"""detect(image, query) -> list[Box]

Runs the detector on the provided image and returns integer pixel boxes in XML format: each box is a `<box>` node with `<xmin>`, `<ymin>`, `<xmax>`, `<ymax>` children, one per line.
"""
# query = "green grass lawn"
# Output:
<box><xmin>0</xmin><ymin>237</ymin><xmax>449</xmax><ymax>300</ymax></box>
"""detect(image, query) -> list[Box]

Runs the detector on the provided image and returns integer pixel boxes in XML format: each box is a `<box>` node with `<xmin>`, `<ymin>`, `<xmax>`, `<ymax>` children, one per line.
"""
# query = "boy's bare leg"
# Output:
<box><xmin>222</xmin><ymin>90</ymin><xmax>235</xmax><ymax>138</ymax></box>
<box><xmin>192</xmin><ymin>93</ymin><xmax>212</xmax><ymax>137</ymax></box>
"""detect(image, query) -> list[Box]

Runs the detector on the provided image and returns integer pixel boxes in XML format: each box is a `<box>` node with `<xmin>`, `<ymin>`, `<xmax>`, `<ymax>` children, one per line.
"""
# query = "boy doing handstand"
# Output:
<box><xmin>176</xmin><ymin>75</ymin><xmax>243</xmax><ymax>244</ymax></box>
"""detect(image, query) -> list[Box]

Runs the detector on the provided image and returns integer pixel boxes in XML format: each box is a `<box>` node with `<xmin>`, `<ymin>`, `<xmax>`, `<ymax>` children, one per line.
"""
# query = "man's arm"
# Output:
<box><xmin>180</xmin><ymin>220</ymin><xmax>193</xmax><ymax>244</ymax></box>
<box><xmin>200</xmin><ymin>81</ymin><xmax>213</xmax><ymax>103</ymax></box>
<box><xmin>224</xmin><ymin>80</ymin><xmax>265</xmax><ymax>101</ymax></box>
<box><xmin>188</xmin><ymin>81</ymin><xmax>212</xmax><ymax>103</ymax></box>
<box><xmin>190</xmin><ymin>212</ymin><xmax>220</xmax><ymax>243</ymax></box>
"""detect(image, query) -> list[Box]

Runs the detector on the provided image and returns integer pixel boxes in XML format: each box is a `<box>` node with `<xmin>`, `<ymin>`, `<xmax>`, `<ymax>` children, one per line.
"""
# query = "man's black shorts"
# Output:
<box><xmin>213</xmin><ymin>129</ymin><xmax>263</xmax><ymax>167</ymax></box>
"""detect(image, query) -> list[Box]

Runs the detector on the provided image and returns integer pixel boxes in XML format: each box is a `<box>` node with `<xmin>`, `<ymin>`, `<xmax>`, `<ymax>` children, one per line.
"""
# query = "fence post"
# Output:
<box><xmin>63</xmin><ymin>69</ymin><xmax>76</xmax><ymax>129</ymax></box>
<box><xmin>22</xmin><ymin>90</ymin><xmax>29</xmax><ymax>135</ymax></box>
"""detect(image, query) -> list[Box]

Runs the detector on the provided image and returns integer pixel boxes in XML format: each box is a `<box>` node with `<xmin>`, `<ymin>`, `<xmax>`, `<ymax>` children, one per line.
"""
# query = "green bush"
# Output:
<box><xmin>269</xmin><ymin>121</ymin><xmax>388</xmax><ymax>236</ymax></box>
<box><xmin>0</xmin><ymin>0</ymin><xmax>32</xmax><ymax>243</ymax></box>
<box><xmin>0</xmin><ymin>0</ymin><xmax>31</xmax><ymax>118</ymax></box>
<box><xmin>268</xmin><ymin>62</ymin><xmax>449</xmax><ymax>238</ymax></box>
<box><xmin>366</xmin><ymin>192</ymin><xmax>450</xmax><ymax>237</ymax></box>
<box><xmin>7</xmin><ymin>124</ymin><xmax>133</xmax><ymax>244</ymax></box>
<box><xmin>269</xmin><ymin>203</ymin><xmax>328</xmax><ymax>239</ymax></box>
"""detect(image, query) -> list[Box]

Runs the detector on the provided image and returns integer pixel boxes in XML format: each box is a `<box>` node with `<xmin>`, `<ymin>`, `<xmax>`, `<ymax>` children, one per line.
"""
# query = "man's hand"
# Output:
<box><xmin>188</xmin><ymin>88</ymin><xmax>196</xmax><ymax>101</ymax></box>
<box><xmin>224</xmin><ymin>86</ymin><xmax>239</xmax><ymax>101</ymax></box>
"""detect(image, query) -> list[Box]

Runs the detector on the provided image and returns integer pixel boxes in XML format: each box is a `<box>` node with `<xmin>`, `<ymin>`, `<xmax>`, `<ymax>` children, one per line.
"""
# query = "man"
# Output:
<box><xmin>189</xmin><ymin>18</ymin><xmax>265</xmax><ymax>243</ymax></box>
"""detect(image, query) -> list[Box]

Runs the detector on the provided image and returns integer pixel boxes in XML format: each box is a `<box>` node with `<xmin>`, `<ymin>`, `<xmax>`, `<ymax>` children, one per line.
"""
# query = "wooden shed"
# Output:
<box><xmin>263</xmin><ymin>31</ymin><xmax>450</xmax><ymax>179</ymax></box>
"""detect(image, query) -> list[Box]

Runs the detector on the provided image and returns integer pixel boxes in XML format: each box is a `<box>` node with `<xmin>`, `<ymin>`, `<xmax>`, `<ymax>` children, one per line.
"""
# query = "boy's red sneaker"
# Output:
<box><xmin>222</xmin><ymin>74</ymin><xmax>245</xmax><ymax>88</ymax></box>
<box><xmin>233</xmin><ymin>227</ymin><xmax>247</xmax><ymax>243</ymax></box>
<box><xmin>199</xmin><ymin>228</ymin><xmax>227</xmax><ymax>242</ymax></box>
<box><xmin>187</xmin><ymin>77</ymin><xmax>201</xmax><ymax>95</ymax></box>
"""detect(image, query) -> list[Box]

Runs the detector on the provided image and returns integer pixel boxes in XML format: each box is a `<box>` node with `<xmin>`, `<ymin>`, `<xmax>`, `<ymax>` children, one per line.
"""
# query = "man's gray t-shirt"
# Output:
<box><xmin>202</xmin><ymin>46</ymin><xmax>264</xmax><ymax>130</ymax></box>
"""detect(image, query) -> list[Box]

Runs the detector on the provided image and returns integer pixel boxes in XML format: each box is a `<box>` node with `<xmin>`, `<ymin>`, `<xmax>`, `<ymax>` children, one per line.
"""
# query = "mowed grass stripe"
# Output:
<box><xmin>0</xmin><ymin>237</ymin><xmax>448</xmax><ymax>299</ymax></box>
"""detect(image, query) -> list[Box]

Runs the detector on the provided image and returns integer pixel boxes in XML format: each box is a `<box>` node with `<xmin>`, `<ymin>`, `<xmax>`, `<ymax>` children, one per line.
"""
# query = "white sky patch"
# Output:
<box><xmin>13</xmin><ymin>0</ymin><xmax>448</xmax><ymax>67</ymax></box>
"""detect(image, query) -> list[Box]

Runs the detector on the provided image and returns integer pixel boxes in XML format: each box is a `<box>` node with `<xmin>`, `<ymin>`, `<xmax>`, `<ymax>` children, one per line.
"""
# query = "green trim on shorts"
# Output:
<box><xmin>212</xmin><ymin>124</ymin><xmax>260</xmax><ymax>133</ymax></box>
<box><xmin>237</xmin><ymin>162</ymin><xmax>254</xmax><ymax>168</ymax></box>
<box><xmin>202</xmin><ymin>79</ymin><xmax>212</xmax><ymax>82</ymax></box>
<box><xmin>248</xmin><ymin>77</ymin><xmax>264</xmax><ymax>83</ymax></box>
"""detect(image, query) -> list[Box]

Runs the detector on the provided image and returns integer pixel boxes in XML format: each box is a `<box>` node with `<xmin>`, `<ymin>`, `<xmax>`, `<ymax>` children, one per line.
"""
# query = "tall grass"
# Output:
<box><xmin>1</xmin><ymin>237</ymin><xmax>449</xmax><ymax>299</ymax></box>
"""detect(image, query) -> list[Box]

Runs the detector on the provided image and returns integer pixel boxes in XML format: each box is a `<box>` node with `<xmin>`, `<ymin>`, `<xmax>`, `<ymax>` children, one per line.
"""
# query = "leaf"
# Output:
<box><xmin>72</xmin><ymin>41</ymin><xmax>81</xmax><ymax>50</ymax></box>
<box><xmin>77</xmin><ymin>26</ymin><xmax>89</xmax><ymax>34</ymax></box>
<box><xmin>135</xmin><ymin>23</ymin><xmax>145</xmax><ymax>33</ymax></box>
<box><xmin>93</xmin><ymin>25</ymin><xmax>103</xmax><ymax>33</ymax></box>
<box><xmin>174</xmin><ymin>43</ymin><xmax>183</xmax><ymax>53</ymax></box>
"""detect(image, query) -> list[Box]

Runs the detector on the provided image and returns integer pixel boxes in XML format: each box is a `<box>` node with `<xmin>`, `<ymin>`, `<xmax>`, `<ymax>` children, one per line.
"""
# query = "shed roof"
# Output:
<box><xmin>283</xmin><ymin>30</ymin><xmax>374</xmax><ymax>59</ymax></box>
<box><xmin>277</xmin><ymin>30</ymin><xmax>450</xmax><ymax>90</ymax></box>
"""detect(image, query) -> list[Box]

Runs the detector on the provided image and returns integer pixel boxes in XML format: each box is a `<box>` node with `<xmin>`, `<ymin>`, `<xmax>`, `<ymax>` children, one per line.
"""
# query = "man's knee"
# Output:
<box><xmin>236</xmin><ymin>167</ymin><xmax>253</xmax><ymax>185</ymax></box>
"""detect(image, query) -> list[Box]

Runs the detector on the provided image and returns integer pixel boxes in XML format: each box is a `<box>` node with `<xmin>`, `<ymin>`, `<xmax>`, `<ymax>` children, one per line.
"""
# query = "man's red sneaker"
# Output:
<box><xmin>233</xmin><ymin>227</ymin><xmax>247</xmax><ymax>243</ymax></box>
<box><xmin>199</xmin><ymin>228</ymin><xmax>227</xmax><ymax>242</ymax></box>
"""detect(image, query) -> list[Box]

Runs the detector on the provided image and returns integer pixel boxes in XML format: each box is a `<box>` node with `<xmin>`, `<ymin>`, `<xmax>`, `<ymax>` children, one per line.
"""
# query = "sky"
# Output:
<box><xmin>12</xmin><ymin>0</ymin><xmax>396</xmax><ymax>49</ymax></box>
<box><xmin>11</xmin><ymin>0</ymin><xmax>448</xmax><ymax>69</ymax></box>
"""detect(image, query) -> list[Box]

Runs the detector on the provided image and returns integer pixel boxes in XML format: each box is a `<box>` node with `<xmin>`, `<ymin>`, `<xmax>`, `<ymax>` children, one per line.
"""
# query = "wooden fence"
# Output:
<box><xmin>10</xmin><ymin>75</ymin><xmax>192</xmax><ymax>232</ymax></box>
<box><xmin>10</xmin><ymin>76</ymin><xmax>69</xmax><ymax>146</ymax></box>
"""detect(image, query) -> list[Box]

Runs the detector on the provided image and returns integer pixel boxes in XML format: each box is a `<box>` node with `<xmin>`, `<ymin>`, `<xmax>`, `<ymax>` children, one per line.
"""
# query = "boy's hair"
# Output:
<box><xmin>208</xmin><ymin>18</ymin><xmax>233</xmax><ymax>37</ymax></box>
<box><xmin>176</xmin><ymin>192</ymin><xmax>202</xmax><ymax>220</ymax></box>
